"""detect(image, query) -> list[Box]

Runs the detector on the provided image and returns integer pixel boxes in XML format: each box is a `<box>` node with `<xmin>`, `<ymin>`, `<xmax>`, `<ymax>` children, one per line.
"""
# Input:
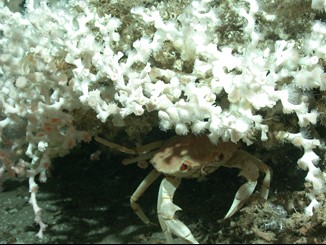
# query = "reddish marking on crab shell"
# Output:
<box><xmin>180</xmin><ymin>161</ymin><xmax>191</xmax><ymax>171</ymax></box>
<box><xmin>180</xmin><ymin>163</ymin><xmax>187</xmax><ymax>171</ymax></box>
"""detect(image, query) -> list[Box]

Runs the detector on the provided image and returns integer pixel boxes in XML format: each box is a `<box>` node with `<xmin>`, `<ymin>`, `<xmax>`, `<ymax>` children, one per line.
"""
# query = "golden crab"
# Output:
<box><xmin>95</xmin><ymin>134</ymin><xmax>271</xmax><ymax>244</ymax></box>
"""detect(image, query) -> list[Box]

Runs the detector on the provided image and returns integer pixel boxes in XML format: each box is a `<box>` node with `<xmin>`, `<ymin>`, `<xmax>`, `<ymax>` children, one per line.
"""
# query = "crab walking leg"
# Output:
<box><xmin>223</xmin><ymin>151</ymin><xmax>271</xmax><ymax>219</ymax></box>
<box><xmin>94</xmin><ymin>136</ymin><xmax>136</xmax><ymax>154</ymax></box>
<box><xmin>122</xmin><ymin>152</ymin><xmax>156</xmax><ymax>165</ymax></box>
<box><xmin>122</xmin><ymin>141</ymin><xmax>164</xmax><ymax>165</ymax></box>
<box><xmin>134</xmin><ymin>140</ymin><xmax>164</xmax><ymax>154</ymax></box>
<box><xmin>95</xmin><ymin>136</ymin><xmax>164</xmax><ymax>165</ymax></box>
<box><xmin>157</xmin><ymin>176</ymin><xmax>199</xmax><ymax>244</ymax></box>
<box><xmin>130</xmin><ymin>169</ymin><xmax>161</xmax><ymax>224</ymax></box>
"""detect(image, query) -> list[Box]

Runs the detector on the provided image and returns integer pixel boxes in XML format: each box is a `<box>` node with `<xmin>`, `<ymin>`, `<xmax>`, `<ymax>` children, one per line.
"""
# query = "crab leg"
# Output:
<box><xmin>134</xmin><ymin>140</ymin><xmax>165</xmax><ymax>154</ymax></box>
<box><xmin>94</xmin><ymin>136</ymin><xmax>136</xmax><ymax>154</ymax></box>
<box><xmin>157</xmin><ymin>176</ymin><xmax>199</xmax><ymax>244</ymax></box>
<box><xmin>122</xmin><ymin>151</ymin><xmax>156</xmax><ymax>165</ymax></box>
<box><xmin>252</xmin><ymin>158</ymin><xmax>271</xmax><ymax>200</ymax></box>
<box><xmin>236</xmin><ymin>150</ymin><xmax>271</xmax><ymax>199</ymax></box>
<box><xmin>223</xmin><ymin>150</ymin><xmax>271</xmax><ymax>219</ymax></box>
<box><xmin>224</xmin><ymin>179</ymin><xmax>257</xmax><ymax>219</ymax></box>
<box><xmin>95</xmin><ymin>136</ymin><xmax>164</xmax><ymax>165</ymax></box>
<box><xmin>130</xmin><ymin>169</ymin><xmax>161</xmax><ymax>224</ymax></box>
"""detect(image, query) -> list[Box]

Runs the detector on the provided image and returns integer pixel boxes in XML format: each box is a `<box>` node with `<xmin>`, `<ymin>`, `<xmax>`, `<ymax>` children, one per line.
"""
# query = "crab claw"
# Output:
<box><xmin>223</xmin><ymin>150</ymin><xmax>271</xmax><ymax>219</ymax></box>
<box><xmin>157</xmin><ymin>176</ymin><xmax>199</xmax><ymax>244</ymax></box>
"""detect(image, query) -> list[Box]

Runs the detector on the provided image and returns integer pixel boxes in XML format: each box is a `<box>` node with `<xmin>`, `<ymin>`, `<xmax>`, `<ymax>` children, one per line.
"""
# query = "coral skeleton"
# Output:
<box><xmin>0</xmin><ymin>0</ymin><xmax>326</xmax><ymax>239</ymax></box>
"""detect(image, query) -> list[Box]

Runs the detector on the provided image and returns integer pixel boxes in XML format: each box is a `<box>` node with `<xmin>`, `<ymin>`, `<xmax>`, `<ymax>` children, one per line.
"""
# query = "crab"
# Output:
<box><xmin>95</xmin><ymin>134</ymin><xmax>271</xmax><ymax>244</ymax></box>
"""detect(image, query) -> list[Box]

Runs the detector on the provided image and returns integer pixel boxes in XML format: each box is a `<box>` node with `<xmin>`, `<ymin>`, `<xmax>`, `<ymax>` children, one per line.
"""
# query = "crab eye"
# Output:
<box><xmin>179</xmin><ymin>162</ymin><xmax>188</xmax><ymax>171</ymax></box>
